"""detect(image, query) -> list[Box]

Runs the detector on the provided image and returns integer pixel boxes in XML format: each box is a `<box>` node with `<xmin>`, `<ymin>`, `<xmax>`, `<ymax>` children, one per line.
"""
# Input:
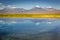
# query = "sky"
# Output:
<box><xmin>0</xmin><ymin>0</ymin><xmax>60</xmax><ymax>9</ymax></box>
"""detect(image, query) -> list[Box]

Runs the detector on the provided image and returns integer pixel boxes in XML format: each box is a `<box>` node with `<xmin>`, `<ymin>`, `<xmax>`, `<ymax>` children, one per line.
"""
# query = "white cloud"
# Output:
<box><xmin>0</xmin><ymin>3</ymin><xmax>5</xmax><ymax>10</ymax></box>
<box><xmin>0</xmin><ymin>3</ymin><xmax>2</xmax><ymax>5</ymax></box>
<box><xmin>7</xmin><ymin>5</ymin><xmax>17</xmax><ymax>9</ymax></box>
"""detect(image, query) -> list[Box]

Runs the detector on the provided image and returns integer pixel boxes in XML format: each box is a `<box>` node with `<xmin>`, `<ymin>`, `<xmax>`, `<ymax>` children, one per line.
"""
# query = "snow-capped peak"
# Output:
<box><xmin>46</xmin><ymin>6</ymin><xmax>53</xmax><ymax>9</ymax></box>
<box><xmin>35</xmin><ymin>5</ymin><xmax>41</xmax><ymax>8</ymax></box>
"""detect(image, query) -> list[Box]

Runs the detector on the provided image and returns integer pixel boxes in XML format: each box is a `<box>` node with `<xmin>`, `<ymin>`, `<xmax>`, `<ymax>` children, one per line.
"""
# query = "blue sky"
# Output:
<box><xmin>0</xmin><ymin>0</ymin><xmax>60</xmax><ymax>9</ymax></box>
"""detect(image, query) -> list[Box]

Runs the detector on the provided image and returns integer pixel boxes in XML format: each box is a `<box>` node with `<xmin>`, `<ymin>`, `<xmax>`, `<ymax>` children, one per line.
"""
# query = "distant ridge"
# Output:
<box><xmin>0</xmin><ymin>6</ymin><xmax>60</xmax><ymax>14</ymax></box>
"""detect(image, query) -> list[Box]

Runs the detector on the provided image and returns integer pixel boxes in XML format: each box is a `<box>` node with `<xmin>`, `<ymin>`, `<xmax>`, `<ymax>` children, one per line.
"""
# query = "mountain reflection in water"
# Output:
<box><xmin>0</xmin><ymin>18</ymin><xmax>60</xmax><ymax>40</ymax></box>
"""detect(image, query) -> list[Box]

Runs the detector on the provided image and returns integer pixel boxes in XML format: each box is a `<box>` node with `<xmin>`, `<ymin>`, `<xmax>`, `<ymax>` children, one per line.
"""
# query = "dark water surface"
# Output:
<box><xmin>0</xmin><ymin>18</ymin><xmax>60</xmax><ymax>40</ymax></box>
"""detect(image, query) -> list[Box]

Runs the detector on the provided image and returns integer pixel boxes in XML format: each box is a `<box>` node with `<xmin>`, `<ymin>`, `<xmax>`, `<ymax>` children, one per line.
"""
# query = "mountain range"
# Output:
<box><xmin>0</xmin><ymin>6</ymin><xmax>60</xmax><ymax>14</ymax></box>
